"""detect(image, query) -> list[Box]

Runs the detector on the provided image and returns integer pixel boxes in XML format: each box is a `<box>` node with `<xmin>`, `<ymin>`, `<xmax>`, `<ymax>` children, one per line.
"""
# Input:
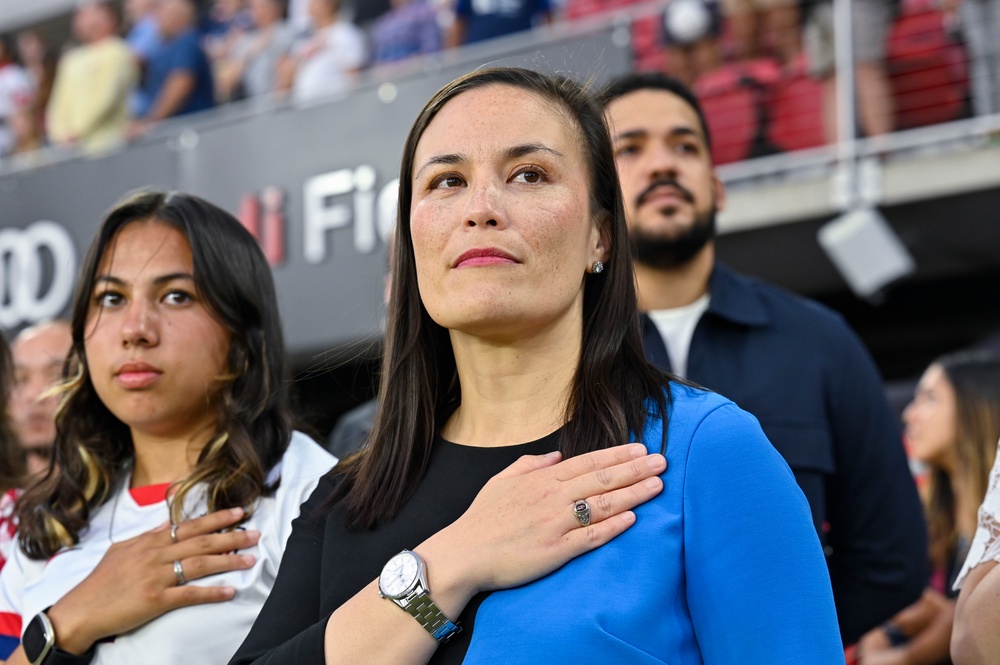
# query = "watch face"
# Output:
<box><xmin>379</xmin><ymin>551</ymin><xmax>420</xmax><ymax>598</ymax></box>
<box><xmin>23</xmin><ymin>613</ymin><xmax>54</xmax><ymax>663</ymax></box>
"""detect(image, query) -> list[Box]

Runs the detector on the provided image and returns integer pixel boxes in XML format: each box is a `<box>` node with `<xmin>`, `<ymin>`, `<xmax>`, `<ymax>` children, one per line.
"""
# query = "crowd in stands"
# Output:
<box><xmin>0</xmin><ymin>0</ymin><xmax>996</xmax><ymax>168</ymax></box>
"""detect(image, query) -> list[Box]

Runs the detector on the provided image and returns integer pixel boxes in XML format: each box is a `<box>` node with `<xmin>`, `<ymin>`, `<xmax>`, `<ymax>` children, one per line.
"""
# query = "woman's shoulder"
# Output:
<box><xmin>265</xmin><ymin>431</ymin><xmax>338</xmax><ymax>489</ymax></box>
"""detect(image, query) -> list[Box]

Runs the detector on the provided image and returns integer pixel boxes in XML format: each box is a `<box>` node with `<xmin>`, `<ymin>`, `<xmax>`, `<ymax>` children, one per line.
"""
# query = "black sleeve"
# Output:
<box><xmin>229</xmin><ymin>477</ymin><xmax>336</xmax><ymax>665</ymax></box>
<box><xmin>824</xmin><ymin>325</ymin><xmax>928</xmax><ymax>645</ymax></box>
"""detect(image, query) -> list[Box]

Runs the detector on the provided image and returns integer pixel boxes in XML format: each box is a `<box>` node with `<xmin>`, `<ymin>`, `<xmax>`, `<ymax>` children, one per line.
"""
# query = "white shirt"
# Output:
<box><xmin>0</xmin><ymin>62</ymin><xmax>35</xmax><ymax>156</ymax></box>
<box><xmin>647</xmin><ymin>294</ymin><xmax>711</xmax><ymax>379</ymax></box>
<box><xmin>955</xmin><ymin>437</ymin><xmax>1000</xmax><ymax>589</ymax></box>
<box><xmin>0</xmin><ymin>432</ymin><xmax>336</xmax><ymax>664</ymax></box>
<box><xmin>291</xmin><ymin>21</ymin><xmax>366</xmax><ymax>103</ymax></box>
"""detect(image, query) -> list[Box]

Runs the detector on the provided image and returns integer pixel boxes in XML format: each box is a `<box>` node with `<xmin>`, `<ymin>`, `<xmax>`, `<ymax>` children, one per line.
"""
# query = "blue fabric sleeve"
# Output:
<box><xmin>168</xmin><ymin>33</ymin><xmax>202</xmax><ymax>75</ymax></box>
<box><xmin>683</xmin><ymin>404</ymin><xmax>844</xmax><ymax>664</ymax></box>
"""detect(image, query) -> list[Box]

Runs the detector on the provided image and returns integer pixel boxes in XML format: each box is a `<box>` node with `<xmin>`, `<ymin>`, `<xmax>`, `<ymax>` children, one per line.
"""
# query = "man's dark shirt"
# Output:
<box><xmin>642</xmin><ymin>262</ymin><xmax>927</xmax><ymax>645</ymax></box>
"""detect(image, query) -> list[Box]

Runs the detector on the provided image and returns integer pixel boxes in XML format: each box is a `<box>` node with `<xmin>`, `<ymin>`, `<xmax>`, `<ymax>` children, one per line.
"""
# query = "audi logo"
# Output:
<box><xmin>0</xmin><ymin>221</ymin><xmax>77</xmax><ymax>329</ymax></box>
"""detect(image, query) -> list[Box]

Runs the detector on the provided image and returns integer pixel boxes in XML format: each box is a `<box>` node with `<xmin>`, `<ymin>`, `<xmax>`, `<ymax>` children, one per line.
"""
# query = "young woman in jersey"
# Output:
<box><xmin>859</xmin><ymin>351</ymin><xmax>1000</xmax><ymax>665</ymax></box>
<box><xmin>0</xmin><ymin>191</ymin><xmax>335</xmax><ymax>665</ymax></box>
<box><xmin>231</xmin><ymin>67</ymin><xmax>842</xmax><ymax>665</ymax></box>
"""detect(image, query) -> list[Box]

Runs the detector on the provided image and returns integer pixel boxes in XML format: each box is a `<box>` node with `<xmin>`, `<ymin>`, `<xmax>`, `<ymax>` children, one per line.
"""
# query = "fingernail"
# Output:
<box><xmin>222</xmin><ymin>587</ymin><xmax>236</xmax><ymax>598</ymax></box>
<box><xmin>630</xmin><ymin>444</ymin><xmax>646</xmax><ymax>458</ymax></box>
<box><xmin>647</xmin><ymin>454</ymin><xmax>665</xmax><ymax>469</ymax></box>
<box><xmin>620</xmin><ymin>511</ymin><xmax>636</xmax><ymax>525</ymax></box>
<box><xmin>230</xmin><ymin>507</ymin><xmax>244</xmax><ymax>517</ymax></box>
<box><xmin>246</xmin><ymin>530</ymin><xmax>261</xmax><ymax>542</ymax></box>
<box><xmin>241</xmin><ymin>555</ymin><xmax>255</xmax><ymax>566</ymax></box>
<box><xmin>545</xmin><ymin>450</ymin><xmax>562</xmax><ymax>460</ymax></box>
<box><xmin>645</xmin><ymin>477</ymin><xmax>662</xmax><ymax>489</ymax></box>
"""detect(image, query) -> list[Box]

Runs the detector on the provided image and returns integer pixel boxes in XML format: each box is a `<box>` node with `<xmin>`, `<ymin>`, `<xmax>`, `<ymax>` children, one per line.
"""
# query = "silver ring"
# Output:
<box><xmin>573</xmin><ymin>499</ymin><xmax>591</xmax><ymax>527</ymax></box>
<box><xmin>173</xmin><ymin>560</ymin><xmax>187</xmax><ymax>586</ymax></box>
<box><xmin>170</xmin><ymin>523</ymin><xmax>180</xmax><ymax>544</ymax></box>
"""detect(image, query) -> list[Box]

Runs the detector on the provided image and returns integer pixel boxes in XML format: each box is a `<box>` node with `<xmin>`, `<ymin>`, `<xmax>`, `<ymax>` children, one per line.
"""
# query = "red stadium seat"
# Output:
<box><xmin>886</xmin><ymin>2</ymin><xmax>969</xmax><ymax>129</ymax></box>
<box><xmin>694</xmin><ymin>59</ymin><xmax>779</xmax><ymax>164</ymax></box>
<box><xmin>766</xmin><ymin>55</ymin><xmax>826</xmax><ymax>152</ymax></box>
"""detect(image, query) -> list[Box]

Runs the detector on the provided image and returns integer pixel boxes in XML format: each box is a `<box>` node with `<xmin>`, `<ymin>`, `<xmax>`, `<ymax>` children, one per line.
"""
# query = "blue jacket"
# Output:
<box><xmin>642</xmin><ymin>262</ymin><xmax>927</xmax><ymax>644</ymax></box>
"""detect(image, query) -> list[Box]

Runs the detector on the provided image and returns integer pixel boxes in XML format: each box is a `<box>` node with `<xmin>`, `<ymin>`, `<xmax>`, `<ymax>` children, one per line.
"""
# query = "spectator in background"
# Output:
<box><xmin>722</xmin><ymin>0</ymin><xmax>800</xmax><ymax>64</ymax></box>
<box><xmin>278</xmin><ymin>0</ymin><xmax>365</xmax><ymax>102</ymax></box>
<box><xmin>600</xmin><ymin>72</ymin><xmax>928</xmax><ymax>646</ymax></box>
<box><xmin>371</xmin><ymin>0</ymin><xmax>442</xmax><ymax>66</ymax></box>
<box><xmin>127</xmin><ymin>0</ymin><xmax>163</xmax><ymax>117</ymax></box>
<box><xmin>448</xmin><ymin>0</ymin><xmax>552</xmax><ymax>47</ymax></box>
<box><xmin>0</xmin><ymin>334</ymin><xmax>24</xmax><ymax>573</ymax></box>
<box><xmin>953</xmin><ymin>0</ymin><xmax>1000</xmax><ymax>117</ymax></box>
<box><xmin>350</xmin><ymin>0</ymin><xmax>393</xmax><ymax>29</ymax></box>
<box><xmin>0</xmin><ymin>35</ymin><xmax>35</xmax><ymax>160</ymax></box>
<box><xmin>217</xmin><ymin>0</ymin><xmax>295</xmax><ymax>101</ymax></box>
<box><xmin>804</xmin><ymin>0</ymin><xmax>895</xmax><ymax>140</ymax></box>
<box><xmin>14</xmin><ymin>31</ymin><xmax>56</xmax><ymax>134</ymax></box>
<box><xmin>203</xmin><ymin>0</ymin><xmax>254</xmax><ymax>67</ymax></box>
<box><xmin>47</xmin><ymin>2</ymin><xmax>137</xmax><ymax>154</ymax></box>
<box><xmin>9</xmin><ymin>321</ymin><xmax>72</xmax><ymax>480</ymax></box>
<box><xmin>858</xmin><ymin>352</ymin><xmax>1000</xmax><ymax>665</ymax></box>
<box><xmin>129</xmin><ymin>0</ymin><xmax>214</xmax><ymax>137</ymax></box>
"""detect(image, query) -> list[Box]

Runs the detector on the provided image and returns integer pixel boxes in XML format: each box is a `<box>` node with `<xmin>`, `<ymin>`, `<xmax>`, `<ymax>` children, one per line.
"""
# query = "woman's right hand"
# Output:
<box><xmin>420</xmin><ymin>443</ymin><xmax>666</xmax><ymax>609</ymax></box>
<box><xmin>45</xmin><ymin>507</ymin><xmax>259</xmax><ymax>655</ymax></box>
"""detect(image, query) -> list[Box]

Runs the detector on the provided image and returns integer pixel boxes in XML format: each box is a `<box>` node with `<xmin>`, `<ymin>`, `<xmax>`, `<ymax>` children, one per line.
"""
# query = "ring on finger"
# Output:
<box><xmin>573</xmin><ymin>499</ymin><xmax>592</xmax><ymax>527</ymax></box>
<box><xmin>170</xmin><ymin>523</ymin><xmax>180</xmax><ymax>544</ymax></box>
<box><xmin>173</xmin><ymin>560</ymin><xmax>187</xmax><ymax>586</ymax></box>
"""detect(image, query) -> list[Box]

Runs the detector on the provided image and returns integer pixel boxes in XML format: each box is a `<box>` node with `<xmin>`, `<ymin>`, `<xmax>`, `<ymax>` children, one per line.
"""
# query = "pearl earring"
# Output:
<box><xmin>592</xmin><ymin>261</ymin><xmax>604</xmax><ymax>274</ymax></box>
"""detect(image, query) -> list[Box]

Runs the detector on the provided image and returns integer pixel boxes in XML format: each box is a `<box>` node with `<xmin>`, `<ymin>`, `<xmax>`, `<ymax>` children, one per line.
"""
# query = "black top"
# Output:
<box><xmin>230</xmin><ymin>431</ymin><xmax>561</xmax><ymax>665</ymax></box>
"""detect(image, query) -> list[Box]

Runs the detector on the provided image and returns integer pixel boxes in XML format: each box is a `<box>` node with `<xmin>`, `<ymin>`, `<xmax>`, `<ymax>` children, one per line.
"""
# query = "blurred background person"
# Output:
<box><xmin>370</xmin><ymin>0</ymin><xmax>442</xmax><ymax>67</ymax></box>
<box><xmin>47</xmin><ymin>2</ymin><xmax>137</xmax><ymax>154</ymax></box>
<box><xmin>129</xmin><ymin>0</ymin><xmax>214</xmax><ymax>137</ymax></box>
<box><xmin>14</xmin><ymin>30</ymin><xmax>56</xmax><ymax>139</ymax></box>
<box><xmin>0</xmin><ymin>334</ymin><xmax>26</xmax><ymax>573</ymax></box>
<box><xmin>278</xmin><ymin>0</ymin><xmax>365</xmax><ymax>102</ymax></box>
<box><xmin>448</xmin><ymin>0</ymin><xmax>553</xmax><ymax>48</ymax></box>
<box><xmin>217</xmin><ymin>0</ymin><xmax>295</xmax><ymax>102</ymax></box>
<box><xmin>9</xmin><ymin>321</ymin><xmax>73</xmax><ymax>480</ymax></box>
<box><xmin>0</xmin><ymin>35</ymin><xmax>35</xmax><ymax>160</ymax></box>
<box><xmin>858</xmin><ymin>351</ymin><xmax>1000</xmax><ymax>664</ymax></box>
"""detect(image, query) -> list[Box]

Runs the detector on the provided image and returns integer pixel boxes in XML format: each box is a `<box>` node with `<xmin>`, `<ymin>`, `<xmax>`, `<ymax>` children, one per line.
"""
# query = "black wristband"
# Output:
<box><xmin>881</xmin><ymin>621</ymin><xmax>909</xmax><ymax>648</ymax></box>
<box><xmin>41</xmin><ymin>644</ymin><xmax>97</xmax><ymax>665</ymax></box>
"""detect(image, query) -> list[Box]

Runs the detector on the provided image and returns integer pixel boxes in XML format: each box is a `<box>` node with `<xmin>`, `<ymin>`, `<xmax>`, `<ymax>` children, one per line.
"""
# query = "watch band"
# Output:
<box><xmin>404</xmin><ymin>591</ymin><xmax>462</xmax><ymax>643</ymax></box>
<box><xmin>23</xmin><ymin>610</ymin><xmax>97</xmax><ymax>665</ymax></box>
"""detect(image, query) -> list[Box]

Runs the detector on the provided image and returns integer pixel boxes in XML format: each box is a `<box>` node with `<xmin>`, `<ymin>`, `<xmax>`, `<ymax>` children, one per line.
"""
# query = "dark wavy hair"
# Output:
<box><xmin>0</xmin><ymin>335</ymin><xmax>25</xmax><ymax>493</ymax></box>
<box><xmin>17</xmin><ymin>191</ymin><xmax>293</xmax><ymax>559</ymax></box>
<box><xmin>332</xmin><ymin>67</ymin><xmax>672</xmax><ymax>528</ymax></box>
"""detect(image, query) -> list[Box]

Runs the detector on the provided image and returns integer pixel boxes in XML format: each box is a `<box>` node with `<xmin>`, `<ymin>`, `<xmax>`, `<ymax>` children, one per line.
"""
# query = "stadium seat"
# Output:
<box><xmin>886</xmin><ymin>0</ymin><xmax>970</xmax><ymax>129</ymax></box>
<box><xmin>694</xmin><ymin>59</ymin><xmax>779</xmax><ymax>164</ymax></box>
<box><xmin>766</xmin><ymin>54</ymin><xmax>826</xmax><ymax>152</ymax></box>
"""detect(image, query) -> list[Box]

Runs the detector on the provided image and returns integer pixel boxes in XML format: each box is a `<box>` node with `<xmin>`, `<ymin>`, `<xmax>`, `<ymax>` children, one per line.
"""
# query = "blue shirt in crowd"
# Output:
<box><xmin>138</xmin><ymin>29</ymin><xmax>214</xmax><ymax>119</ymax></box>
<box><xmin>454</xmin><ymin>0</ymin><xmax>551</xmax><ymax>45</ymax></box>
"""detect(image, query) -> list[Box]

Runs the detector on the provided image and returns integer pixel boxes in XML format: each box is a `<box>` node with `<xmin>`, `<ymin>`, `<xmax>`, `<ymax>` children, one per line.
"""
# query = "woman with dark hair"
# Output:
<box><xmin>0</xmin><ymin>191</ymin><xmax>335</xmax><ymax>665</ymax></box>
<box><xmin>0</xmin><ymin>334</ymin><xmax>26</xmax><ymax>572</ymax></box>
<box><xmin>859</xmin><ymin>351</ymin><xmax>1000</xmax><ymax>665</ymax></box>
<box><xmin>858</xmin><ymin>351</ymin><xmax>1000</xmax><ymax>665</ymax></box>
<box><xmin>232</xmin><ymin>67</ymin><xmax>841</xmax><ymax>665</ymax></box>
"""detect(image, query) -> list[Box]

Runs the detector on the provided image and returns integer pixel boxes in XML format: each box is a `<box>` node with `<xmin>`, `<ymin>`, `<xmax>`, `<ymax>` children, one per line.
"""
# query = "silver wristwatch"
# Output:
<box><xmin>378</xmin><ymin>550</ymin><xmax>462</xmax><ymax>643</ymax></box>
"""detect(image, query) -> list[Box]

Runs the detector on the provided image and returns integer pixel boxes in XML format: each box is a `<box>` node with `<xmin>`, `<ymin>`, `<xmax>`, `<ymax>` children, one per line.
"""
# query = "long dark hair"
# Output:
<box><xmin>333</xmin><ymin>67</ymin><xmax>672</xmax><ymax>529</ymax></box>
<box><xmin>923</xmin><ymin>350</ymin><xmax>1000</xmax><ymax>570</ymax></box>
<box><xmin>0</xmin><ymin>335</ymin><xmax>25</xmax><ymax>493</ymax></box>
<box><xmin>17</xmin><ymin>191</ymin><xmax>293</xmax><ymax>559</ymax></box>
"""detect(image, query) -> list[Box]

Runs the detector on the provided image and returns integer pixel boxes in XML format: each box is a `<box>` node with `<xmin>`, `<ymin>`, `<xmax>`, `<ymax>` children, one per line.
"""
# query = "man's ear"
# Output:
<box><xmin>712</xmin><ymin>171</ymin><xmax>726</xmax><ymax>213</ymax></box>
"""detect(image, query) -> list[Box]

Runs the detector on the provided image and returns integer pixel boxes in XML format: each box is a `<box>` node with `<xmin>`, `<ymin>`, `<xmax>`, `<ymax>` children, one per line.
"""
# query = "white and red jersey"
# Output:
<box><xmin>0</xmin><ymin>490</ymin><xmax>21</xmax><ymax>572</ymax></box>
<box><xmin>0</xmin><ymin>432</ymin><xmax>335</xmax><ymax>664</ymax></box>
